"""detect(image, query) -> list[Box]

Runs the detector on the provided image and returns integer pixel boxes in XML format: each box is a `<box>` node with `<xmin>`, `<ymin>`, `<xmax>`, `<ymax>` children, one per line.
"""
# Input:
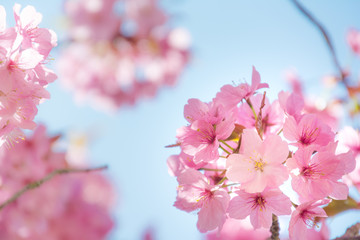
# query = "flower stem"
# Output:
<box><xmin>219</xmin><ymin>145</ymin><xmax>231</xmax><ymax>155</ymax></box>
<box><xmin>219</xmin><ymin>140</ymin><xmax>235</xmax><ymax>152</ymax></box>
<box><xmin>199</xmin><ymin>168</ymin><xmax>226</xmax><ymax>172</ymax></box>
<box><xmin>246</xmin><ymin>99</ymin><xmax>257</xmax><ymax>120</ymax></box>
<box><xmin>217</xmin><ymin>176</ymin><xmax>227</xmax><ymax>185</ymax></box>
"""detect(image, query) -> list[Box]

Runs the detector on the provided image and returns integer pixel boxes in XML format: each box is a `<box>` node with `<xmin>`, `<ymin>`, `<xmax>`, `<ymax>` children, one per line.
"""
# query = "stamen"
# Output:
<box><xmin>252</xmin><ymin>194</ymin><xmax>266</xmax><ymax>211</ymax></box>
<box><xmin>254</xmin><ymin>158</ymin><xmax>265</xmax><ymax>172</ymax></box>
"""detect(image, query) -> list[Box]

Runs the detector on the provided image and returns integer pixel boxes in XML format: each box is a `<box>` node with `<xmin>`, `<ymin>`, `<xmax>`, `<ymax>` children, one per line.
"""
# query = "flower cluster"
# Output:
<box><xmin>0</xmin><ymin>125</ymin><xmax>114</xmax><ymax>239</ymax></box>
<box><xmin>0</xmin><ymin>4</ymin><xmax>57</xmax><ymax>147</ymax></box>
<box><xmin>167</xmin><ymin>67</ymin><xmax>356</xmax><ymax>239</ymax></box>
<box><xmin>58</xmin><ymin>0</ymin><xmax>191</xmax><ymax>111</ymax></box>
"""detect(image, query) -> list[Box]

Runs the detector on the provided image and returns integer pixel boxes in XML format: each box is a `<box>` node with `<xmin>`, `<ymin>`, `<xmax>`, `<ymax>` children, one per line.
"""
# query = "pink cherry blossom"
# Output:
<box><xmin>237</xmin><ymin>93</ymin><xmax>284</xmax><ymax>135</ymax></box>
<box><xmin>214</xmin><ymin>66</ymin><xmax>268</xmax><ymax>110</ymax></box>
<box><xmin>0</xmin><ymin>125</ymin><xmax>114</xmax><ymax>239</ymax></box>
<box><xmin>289</xmin><ymin>199</ymin><xmax>330</xmax><ymax>240</ymax></box>
<box><xmin>226</xmin><ymin>129</ymin><xmax>289</xmax><ymax>193</ymax></box>
<box><xmin>179</xmin><ymin>117</ymin><xmax>234</xmax><ymax>163</ymax></box>
<box><xmin>337</xmin><ymin>126</ymin><xmax>360</xmax><ymax>189</ymax></box>
<box><xmin>167</xmin><ymin>66</ymin><xmax>358</xmax><ymax>237</ymax></box>
<box><xmin>65</xmin><ymin>0</ymin><xmax>120</xmax><ymax>41</ymax></box>
<box><xmin>0</xmin><ymin>4</ymin><xmax>57</xmax><ymax>147</ymax></box>
<box><xmin>166</xmin><ymin>152</ymin><xmax>204</xmax><ymax>177</ymax></box>
<box><xmin>184</xmin><ymin>98</ymin><xmax>227</xmax><ymax>125</ymax></box>
<box><xmin>13</xmin><ymin>4</ymin><xmax>57</xmax><ymax>58</ymax></box>
<box><xmin>125</xmin><ymin>0</ymin><xmax>167</xmax><ymax>37</ymax></box>
<box><xmin>278</xmin><ymin>91</ymin><xmax>304</xmax><ymax>120</ymax></box>
<box><xmin>283</xmin><ymin>114</ymin><xmax>334</xmax><ymax>148</ymax></box>
<box><xmin>58</xmin><ymin>0</ymin><xmax>191</xmax><ymax>111</ymax></box>
<box><xmin>227</xmin><ymin>188</ymin><xmax>292</xmax><ymax>229</ymax></box>
<box><xmin>287</xmin><ymin>144</ymin><xmax>354</xmax><ymax>202</ymax></box>
<box><xmin>174</xmin><ymin>169</ymin><xmax>229</xmax><ymax>233</ymax></box>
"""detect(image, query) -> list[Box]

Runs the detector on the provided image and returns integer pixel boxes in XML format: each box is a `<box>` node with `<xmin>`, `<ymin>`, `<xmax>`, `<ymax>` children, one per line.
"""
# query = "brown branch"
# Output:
<box><xmin>290</xmin><ymin>0</ymin><xmax>345</xmax><ymax>82</ymax></box>
<box><xmin>0</xmin><ymin>165</ymin><xmax>108</xmax><ymax>211</ymax></box>
<box><xmin>270</xmin><ymin>214</ymin><xmax>280</xmax><ymax>240</ymax></box>
<box><xmin>334</xmin><ymin>222</ymin><xmax>360</xmax><ymax>240</ymax></box>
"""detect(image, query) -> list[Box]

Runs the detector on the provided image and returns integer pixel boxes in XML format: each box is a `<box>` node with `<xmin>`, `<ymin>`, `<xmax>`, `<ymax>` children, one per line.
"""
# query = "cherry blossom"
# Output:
<box><xmin>0</xmin><ymin>125</ymin><xmax>114</xmax><ymax>239</ymax></box>
<box><xmin>227</xmin><ymin>188</ymin><xmax>292</xmax><ymax>229</ymax></box>
<box><xmin>226</xmin><ymin>129</ymin><xmax>289</xmax><ymax>193</ymax></box>
<box><xmin>289</xmin><ymin>199</ymin><xmax>330</xmax><ymax>240</ymax></box>
<box><xmin>58</xmin><ymin>0</ymin><xmax>191</xmax><ymax>111</ymax></box>
<box><xmin>0</xmin><ymin>4</ymin><xmax>57</xmax><ymax>147</ymax></box>
<box><xmin>214</xmin><ymin>66</ymin><xmax>268</xmax><ymax>111</ymax></box>
<box><xmin>174</xmin><ymin>169</ymin><xmax>229</xmax><ymax>233</ymax></box>
<box><xmin>179</xmin><ymin>118</ymin><xmax>234</xmax><ymax>163</ymax></box>
<box><xmin>237</xmin><ymin>93</ymin><xmax>284</xmax><ymax>135</ymax></box>
<box><xmin>283</xmin><ymin>114</ymin><xmax>334</xmax><ymax>148</ymax></box>
<box><xmin>168</xmin><ymin>67</ymin><xmax>357</xmax><ymax>236</ymax></box>
<box><xmin>287</xmin><ymin>144</ymin><xmax>355</xmax><ymax>202</ymax></box>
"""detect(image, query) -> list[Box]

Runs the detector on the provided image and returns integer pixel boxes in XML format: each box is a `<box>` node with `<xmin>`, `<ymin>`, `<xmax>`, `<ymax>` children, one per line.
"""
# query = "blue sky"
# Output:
<box><xmin>2</xmin><ymin>0</ymin><xmax>360</xmax><ymax>239</ymax></box>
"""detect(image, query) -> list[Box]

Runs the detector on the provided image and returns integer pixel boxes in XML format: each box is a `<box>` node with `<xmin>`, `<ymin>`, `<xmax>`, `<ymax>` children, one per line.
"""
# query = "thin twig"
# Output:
<box><xmin>0</xmin><ymin>165</ymin><xmax>108</xmax><ymax>211</ymax></box>
<box><xmin>290</xmin><ymin>0</ymin><xmax>345</xmax><ymax>81</ymax></box>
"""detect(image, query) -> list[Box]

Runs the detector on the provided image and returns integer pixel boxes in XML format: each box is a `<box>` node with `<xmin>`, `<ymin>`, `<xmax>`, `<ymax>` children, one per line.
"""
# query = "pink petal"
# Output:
<box><xmin>241</xmin><ymin>171</ymin><xmax>267</xmax><ymax>193</ymax></box>
<box><xmin>227</xmin><ymin>193</ymin><xmax>252</xmax><ymax>219</ymax></box>
<box><xmin>240</xmin><ymin>129</ymin><xmax>262</xmax><ymax>156</ymax></box>
<box><xmin>283</xmin><ymin>116</ymin><xmax>298</xmax><ymax>142</ymax></box>
<box><xmin>328</xmin><ymin>181</ymin><xmax>349</xmax><ymax>200</ymax></box>
<box><xmin>197</xmin><ymin>190</ymin><xmax>229</xmax><ymax>233</ymax></box>
<box><xmin>19</xmin><ymin>5</ymin><xmax>42</xmax><ymax>29</ymax></box>
<box><xmin>251</xmin><ymin>66</ymin><xmax>261</xmax><ymax>87</ymax></box>
<box><xmin>249</xmin><ymin>207</ymin><xmax>272</xmax><ymax>229</ymax></box>
<box><xmin>215</xmin><ymin>117</ymin><xmax>235</xmax><ymax>140</ymax></box>
<box><xmin>262</xmin><ymin>134</ymin><xmax>289</xmax><ymax>164</ymax></box>
<box><xmin>177</xmin><ymin>168</ymin><xmax>208</xmax><ymax>187</ymax></box>
<box><xmin>262</xmin><ymin>165</ymin><xmax>289</xmax><ymax>188</ymax></box>
<box><xmin>17</xmin><ymin>48</ymin><xmax>43</xmax><ymax>69</ymax></box>
<box><xmin>183</xmin><ymin>98</ymin><xmax>208</xmax><ymax>123</ymax></box>
<box><xmin>265</xmin><ymin>189</ymin><xmax>292</xmax><ymax>216</ymax></box>
<box><xmin>226</xmin><ymin>153</ymin><xmax>255</xmax><ymax>183</ymax></box>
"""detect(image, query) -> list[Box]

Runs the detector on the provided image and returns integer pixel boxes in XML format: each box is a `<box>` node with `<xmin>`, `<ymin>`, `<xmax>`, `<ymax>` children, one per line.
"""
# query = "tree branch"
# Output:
<box><xmin>270</xmin><ymin>214</ymin><xmax>280</xmax><ymax>240</ymax></box>
<box><xmin>290</xmin><ymin>0</ymin><xmax>345</xmax><ymax>81</ymax></box>
<box><xmin>0</xmin><ymin>165</ymin><xmax>108</xmax><ymax>211</ymax></box>
<box><xmin>334</xmin><ymin>222</ymin><xmax>360</xmax><ymax>240</ymax></box>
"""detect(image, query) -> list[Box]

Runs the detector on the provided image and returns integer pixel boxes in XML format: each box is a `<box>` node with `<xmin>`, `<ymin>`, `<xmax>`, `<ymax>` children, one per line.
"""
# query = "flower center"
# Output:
<box><xmin>301</xmin><ymin>163</ymin><xmax>323</xmax><ymax>179</ymax></box>
<box><xmin>196</xmin><ymin>189</ymin><xmax>213</xmax><ymax>207</ymax></box>
<box><xmin>300</xmin><ymin>210</ymin><xmax>317</xmax><ymax>228</ymax></box>
<box><xmin>252</xmin><ymin>195</ymin><xmax>266</xmax><ymax>211</ymax></box>
<box><xmin>254</xmin><ymin>158</ymin><xmax>265</xmax><ymax>172</ymax></box>
<box><xmin>299</xmin><ymin>127</ymin><xmax>319</xmax><ymax>145</ymax></box>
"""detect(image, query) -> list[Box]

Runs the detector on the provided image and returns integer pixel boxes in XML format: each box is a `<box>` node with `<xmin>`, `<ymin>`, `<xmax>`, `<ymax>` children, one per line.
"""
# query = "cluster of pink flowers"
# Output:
<box><xmin>167</xmin><ymin>67</ymin><xmax>356</xmax><ymax>239</ymax></box>
<box><xmin>58</xmin><ymin>0</ymin><xmax>191</xmax><ymax>111</ymax></box>
<box><xmin>0</xmin><ymin>4</ymin><xmax>57</xmax><ymax>147</ymax></box>
<box><xmin>0</xmin><ymin>125</ymin><xmax>114</xmax><ymax>239</ymax></box>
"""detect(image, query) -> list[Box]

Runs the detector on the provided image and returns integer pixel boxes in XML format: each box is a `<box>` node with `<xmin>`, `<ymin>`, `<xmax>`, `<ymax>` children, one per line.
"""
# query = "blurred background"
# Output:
<box><xmin>2</xmin><ymin>0</ymin><xmax>360</xmax><ymax>239</ymax></box>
